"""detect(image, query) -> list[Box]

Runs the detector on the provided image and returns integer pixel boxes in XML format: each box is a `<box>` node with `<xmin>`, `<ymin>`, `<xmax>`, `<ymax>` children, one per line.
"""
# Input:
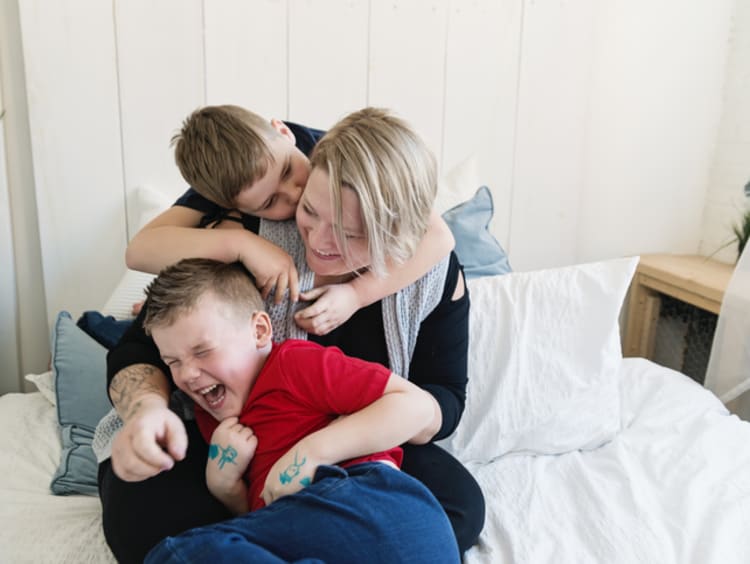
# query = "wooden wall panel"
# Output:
<box><xmin>288</xmin><ymin>0</ymin><xmax>369</xmax><ymax>129</ymax></box>
<box><xmin>508</xmin><ymin>0</ymin><xmax>598</xmax><ymax>271</ymax></box>
<box><xmin>442</xmin><ymin>0</ymin><xmax>522</xmax><ymax>249</ymax></box>
<box><xmin>115</xmin><ymin>0</ymin><xmax>205</xmax><ymax>235</ymax></box>
<box><xmin>205</xmin><ymin>0</ymin><xmax>288</xmax><ymax>120</ymax></box>
<box><xmin>369</xmin><ymin>0</ymin><xmax>449</xmax><ymax>162</ymax></box>
<box><xmin>19</xmin><ymin>0</ymin><xmax>127</xmax><ymax>323</ymax></box>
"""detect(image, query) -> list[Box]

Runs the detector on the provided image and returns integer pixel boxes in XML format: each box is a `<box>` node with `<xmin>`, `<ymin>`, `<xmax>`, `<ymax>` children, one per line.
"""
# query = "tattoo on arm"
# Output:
<box><xmin>279</xmin><ymin>451</ymin><xmax>308</xmax><ymax>485</ymax></box>
<box><xmin>209</xmin><ymin>443</ymin><xmax>239</xmax><ymax>469</ymax></box>
<box><xmin>110</xmin><ymin>365</ymin><xmax>165</xmax><ymax>420</ymax></box>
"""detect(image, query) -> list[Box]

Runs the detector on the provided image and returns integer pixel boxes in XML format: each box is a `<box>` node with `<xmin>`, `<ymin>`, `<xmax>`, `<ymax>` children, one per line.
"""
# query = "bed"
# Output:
<box><xmin>2</xmin><ymin>253</ymin><xmax>750</xmax><ymax>564</ymax></box>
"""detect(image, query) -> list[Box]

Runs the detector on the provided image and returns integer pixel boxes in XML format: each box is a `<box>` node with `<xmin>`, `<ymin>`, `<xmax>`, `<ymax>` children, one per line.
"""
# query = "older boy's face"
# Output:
<box><xmin>234</xmin><ymin>135</ymin><xmax>310</xmax><ymax>221</ymax></box>
<box><xmin>152</xmin><ymin>294</ymin><xmax>266</xmax><ymax>421</ymax></box>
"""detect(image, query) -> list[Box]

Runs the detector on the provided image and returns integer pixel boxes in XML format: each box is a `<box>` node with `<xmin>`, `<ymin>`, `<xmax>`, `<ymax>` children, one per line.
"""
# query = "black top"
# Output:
<box><xmin>107</xmin><ymin>120</ymin><xmax>470</xmax><ymax>440</ymax></box>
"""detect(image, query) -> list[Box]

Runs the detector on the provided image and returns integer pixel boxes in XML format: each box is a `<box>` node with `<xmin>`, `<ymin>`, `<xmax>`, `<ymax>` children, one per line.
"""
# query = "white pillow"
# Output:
<box><xmin>438</xmin><ymin>256</ymin><xmax>639</xmax><ymax>463</ymax></box>
<box><xmin>25</xmin><ymin>371</ymin><xmax>56</xmax><ymax>405</ymax></box>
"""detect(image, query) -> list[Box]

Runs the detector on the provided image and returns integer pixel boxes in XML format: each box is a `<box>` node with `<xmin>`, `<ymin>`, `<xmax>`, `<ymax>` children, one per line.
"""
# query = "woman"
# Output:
<box><xmin>97</xmin><ymin>108</ymin><xmax>485</xmax><ymax>563</ymax></box>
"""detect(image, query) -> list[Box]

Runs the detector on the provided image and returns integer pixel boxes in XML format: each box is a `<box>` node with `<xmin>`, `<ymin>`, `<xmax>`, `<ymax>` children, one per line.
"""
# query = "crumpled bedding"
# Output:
<box><xmin>3</xmin><ymin>358</ymin><xmax>750</xmax><ymax>563</ymax></box>
<box><xmin>461</xmin><ymin>358</ymin><xmax>750</xmax><ymax>564</ymax></box>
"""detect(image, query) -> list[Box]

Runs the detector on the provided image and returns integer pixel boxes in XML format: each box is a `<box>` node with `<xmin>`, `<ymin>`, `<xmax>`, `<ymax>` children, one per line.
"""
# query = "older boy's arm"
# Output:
<box><xmin>109</xmin><ymin>365</ymin><xmax>188</xmax><ymax>481</ymax></box>
<box><xmin>295</xmin><ymin>210</ymin><xmax>454</xmax><ymax>334</ymax></box>
<box><xmin>205</xmin><ymin>418</ymin><xmax>256</xmax><ymax>515</ymax></box>
<box><xmin>261</xmin><ymin>374</ymin><xmax>439</xmax><ymax>505</ymax></box>
<box><xmin>351</xmin><ymin>209</ymin><xmax>454</xmax><ymax>305</ymax></box>
<box><xmin>126</xmin><ymin>206</ymin><xmax>299</xmax><ymax>302</ymax></box>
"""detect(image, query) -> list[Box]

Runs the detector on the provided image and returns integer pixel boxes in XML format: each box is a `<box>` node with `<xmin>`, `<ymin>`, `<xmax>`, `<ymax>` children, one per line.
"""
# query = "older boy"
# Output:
<box><xmin>141</xmin><ymin>258</ymin><xmax>459</xmax><ymax>563</ymax></box>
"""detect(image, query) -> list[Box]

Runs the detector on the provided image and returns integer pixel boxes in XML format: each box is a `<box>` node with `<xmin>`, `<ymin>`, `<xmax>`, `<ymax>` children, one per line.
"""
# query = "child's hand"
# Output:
<box><xmin>206</xmin><ymin>417</ymin><xmax>257</xmax><ymax>501</ymax></box>
<box><xmin>260</xmin><ymin>446</ymin><xmax>320</xmax><ymax>506</ymax></box>
<box><xmin>294</xmin><ymin>284</ymin><xmax>360</xmax><ymax>335</ymax></box>
<box><xmin>241</xmin><ymin>237</ymin><xmax>300</xmax><ymax>304</ymax></box>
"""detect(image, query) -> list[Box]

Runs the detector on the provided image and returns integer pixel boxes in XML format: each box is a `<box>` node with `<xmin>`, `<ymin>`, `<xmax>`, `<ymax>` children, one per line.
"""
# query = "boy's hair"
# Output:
<box><xmin>310</xmin><ymin>107</ymin><xmax>437</xmax><ymax>277</ymax></box>
<box><xmin>171</xmin><ymin>105</ymin><xmax>280</xmax><ymax>209</ymax></box>
<box><xmin>143</xmin><ymin>258</ymin><xmax>264</xmax><ymax>335</ymax></box>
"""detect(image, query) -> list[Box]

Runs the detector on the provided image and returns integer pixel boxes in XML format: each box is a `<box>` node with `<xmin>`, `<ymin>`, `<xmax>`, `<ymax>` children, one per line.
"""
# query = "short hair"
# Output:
<box><xmin>171</xmin><ymin>105</ymin><xmax>279</xmax><ymax>209</ymax></box>
<box><xmin>143</xmin><ymin>258</ymin><xmax>264</xmax><ymax>335</ymax></box>
<box><xmin>310</xmin><ymin>107</ymin><xmax>437</xmax><ymax>277</ymax></box>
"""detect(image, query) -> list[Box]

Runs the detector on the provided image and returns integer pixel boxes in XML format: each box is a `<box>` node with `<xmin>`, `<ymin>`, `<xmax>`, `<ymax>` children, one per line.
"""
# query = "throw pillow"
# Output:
<box><xmin>50</xmin><ymin>311</ymin><xmax>111</xmax><ymax>495</ymax></box>
<box><xmin>438</xmin><ymin>256</ymin><xmax>639</xmax><ymax>463</ymax></box>
<box><xmin>442</xmin><ymin>186</ymin><xmax>511</xmax><ymax>279</ymax></box>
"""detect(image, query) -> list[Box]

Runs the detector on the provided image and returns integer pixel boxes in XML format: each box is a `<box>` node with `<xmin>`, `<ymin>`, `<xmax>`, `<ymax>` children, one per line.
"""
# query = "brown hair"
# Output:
<box><xmin>310</xmin><ymin>108</ymin><xmax>437</xmax><ymax>277</ymax></box>
<box><xmin>143</xmin><ymin>258</ymin><xmax>264</xmax><ymax>334</ymax></box>
<box><xmin>171</xmin><ymin>105</ymin><xmax>279</xmax><ymax>208</ymax></box>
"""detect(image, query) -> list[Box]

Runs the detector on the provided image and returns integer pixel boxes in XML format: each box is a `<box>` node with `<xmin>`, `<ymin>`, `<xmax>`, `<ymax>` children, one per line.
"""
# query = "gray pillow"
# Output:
<box><xmin>50</xmin><ymin>311</ymin><xmax>110</xmax><ymax>496</ymax></box>
<box><xmin>442</xmin><ymin>186</ymin><xmax>512</xmax><ymax>279</ymax></box>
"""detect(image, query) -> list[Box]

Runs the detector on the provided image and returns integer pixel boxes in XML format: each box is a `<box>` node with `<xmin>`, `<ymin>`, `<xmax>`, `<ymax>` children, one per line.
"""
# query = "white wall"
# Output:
<box><xmin>0</xmin><ymin>0</ymin><xmax>742</xmax><ymax>391</ymax></box>
<box><xmin>700</xmin><ymin>0</ymin><xmax>750</xmax><ymax>263</ymax></box>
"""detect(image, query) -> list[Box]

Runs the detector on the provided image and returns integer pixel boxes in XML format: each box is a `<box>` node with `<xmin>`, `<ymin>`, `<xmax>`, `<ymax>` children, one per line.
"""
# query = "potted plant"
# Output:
<box><xmin>733</xmin><ymin>180</ymin><xmax>750</xmax><ymax>261</ymax></box>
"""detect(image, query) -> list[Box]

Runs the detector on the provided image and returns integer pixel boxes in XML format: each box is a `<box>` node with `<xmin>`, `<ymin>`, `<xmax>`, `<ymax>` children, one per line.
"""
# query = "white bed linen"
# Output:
<box><xmin>0</xmin><ymin>391</ymin><xmax>115</xmax><ymax>564</ymax></box>
<box><xmin>462</xmin><ymin>357</ymin><xmax>750</xmax><ymax>564</ymax></box>
<box><xmin>2</xmin><ymin>358</ymin><xmax>750</xmax><ymax>563</ymax></box>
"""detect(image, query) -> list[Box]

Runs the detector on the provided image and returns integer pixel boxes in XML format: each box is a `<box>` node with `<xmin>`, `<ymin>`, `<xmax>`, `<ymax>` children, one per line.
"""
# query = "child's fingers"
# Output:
<box><xmin>273</xmin><ymin>273</ymin><xmax>288</xmax><ymax>304</ymax></box>
<box><xmin>298</xmin><ymin>286</ymin><xmax>328</xmax><ymax>304</ymax></box>
<box><xmin>294</xmin><ymin>301</ymin><xmax>325</xmax><ymax>321</ymax></box>
<box><xmin>288</xmin><ymin>269</ymin><xmax>300</xmax><ymax>303</ymax></box>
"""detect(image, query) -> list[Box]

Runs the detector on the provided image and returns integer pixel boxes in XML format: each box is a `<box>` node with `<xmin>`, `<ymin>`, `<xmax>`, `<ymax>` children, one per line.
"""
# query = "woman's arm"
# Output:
<box><xmin>407</xmin><ymin>253</ymin><xmax>470</xmax><ymax>442</ymax></box>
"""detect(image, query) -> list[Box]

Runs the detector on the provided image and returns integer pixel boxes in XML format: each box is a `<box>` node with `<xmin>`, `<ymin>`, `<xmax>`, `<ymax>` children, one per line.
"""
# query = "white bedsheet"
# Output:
<box><xmin>0</xmin><ymin>391</ymin><xmax>115</xmax><ymax>564</ymax></box>
<box><xmin>462</xmin><ymin>357</ymin><xmax>750</xmax><ymax>564</ymax></box>
<box><xmin>2</xmin><ymin>358</ymin><xmax>750</xmax><ymax>563</ymax></box>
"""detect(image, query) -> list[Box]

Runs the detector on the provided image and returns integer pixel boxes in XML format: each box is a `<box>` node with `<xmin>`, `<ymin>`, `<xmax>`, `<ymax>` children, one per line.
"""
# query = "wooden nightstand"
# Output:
<box><xmin>623</xmin><ymin>254</ymin><xmax>735</xmax><ymax>360</ymax></box>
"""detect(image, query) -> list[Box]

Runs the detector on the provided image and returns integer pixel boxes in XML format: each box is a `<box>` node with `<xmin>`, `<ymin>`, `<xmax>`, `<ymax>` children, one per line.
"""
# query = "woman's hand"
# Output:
<box><xmin>260</xmin><ymin>444</ymin><xmax>320</xmax><ymax>506</ymax></box>
<box><xmin>294</xmin><ymin>284</ymin><xmax>360</xmax><ymax>335</ymax></box>
<box><xmin>206</xmin><ymin>417</ymin><xmax>257</xmax><ymax>511</ymax></box>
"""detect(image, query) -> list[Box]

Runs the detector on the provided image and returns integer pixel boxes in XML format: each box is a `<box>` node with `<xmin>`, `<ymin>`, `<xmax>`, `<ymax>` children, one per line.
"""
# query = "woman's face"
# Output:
<box><xmin>295</xmin><ymin>166</ymin><xmax>371</xmax><ymax>279</ymax></box>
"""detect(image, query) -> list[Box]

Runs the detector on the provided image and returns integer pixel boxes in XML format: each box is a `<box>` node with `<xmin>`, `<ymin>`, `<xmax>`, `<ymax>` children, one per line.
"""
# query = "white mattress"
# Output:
<box><xmin>2</xmin><ymin>358</ymin><xmax>750</xmax><ymax>563</ymax></box>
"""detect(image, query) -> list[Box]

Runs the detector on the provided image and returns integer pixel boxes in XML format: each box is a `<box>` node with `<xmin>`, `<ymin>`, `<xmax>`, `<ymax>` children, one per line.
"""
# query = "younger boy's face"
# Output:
<box><xmin>234</xmin><ymin>134</ymin><xmax>311</xmax><ymax>221</ymax></box>
<box><xmin>152</xmin><ymin>293</ymin><xmax>270</xmax><ymax>421</ymax></box>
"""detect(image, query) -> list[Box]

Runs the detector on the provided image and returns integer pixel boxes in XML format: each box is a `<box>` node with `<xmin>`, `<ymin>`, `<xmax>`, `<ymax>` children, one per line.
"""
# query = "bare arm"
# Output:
<box><xmin>126</xmin><ymin>206</ymin><xmax>299</xmax><ymax>302</ymax></box>
<box><xmin>261</xmin><ymin>374</ymin><xmax>438</xmax><ymax>504</ymax></box>
<box><xmin>109</xmin><ymin>364</ymin><xmax>188</xmax><ymax>481</ymax></box>
<box><xmin>295</xmin><ymin>210</ymin><xmax>454</xmax><ymax>334</ymax></box>
<box><xmin>349</xmin><ymin>209</ymin><xmax>454</xmax><ymax>307</ymax></box>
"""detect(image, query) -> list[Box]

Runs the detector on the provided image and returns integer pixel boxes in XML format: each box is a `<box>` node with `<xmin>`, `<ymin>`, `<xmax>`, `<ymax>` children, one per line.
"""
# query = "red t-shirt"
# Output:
<box><xmin>195</xmin><ymin>339</ymin><xmax>403</xmax><ymax>511</ymax></box>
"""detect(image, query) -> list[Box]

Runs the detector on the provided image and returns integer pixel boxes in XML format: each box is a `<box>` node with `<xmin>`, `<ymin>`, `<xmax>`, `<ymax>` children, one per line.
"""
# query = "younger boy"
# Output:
<box><xmin>142</xmin><ymin>258</ymin><xmax>459</xmax><ymax>563</ymax></box>
<box><xmin>126</xmin><ymin>105</ymin><xmax>454</xmax><ymax>335</ymax></box>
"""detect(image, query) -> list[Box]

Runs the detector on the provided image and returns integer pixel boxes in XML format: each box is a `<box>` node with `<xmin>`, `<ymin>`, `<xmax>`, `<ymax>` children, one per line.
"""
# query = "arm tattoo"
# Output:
<box><xmin>110</xmin><ymin>364</ymin><xmax>165</xmax><ymax>420</ymax></box>
<box><xmin>209</xmin><ymin>443</ymin><xmax>239</xmax><ymax>469</ymax></box>
<box><xmin>279</xmin><ymin>451</ymin><xmax>307</xmax><ymax>485</ymax></box>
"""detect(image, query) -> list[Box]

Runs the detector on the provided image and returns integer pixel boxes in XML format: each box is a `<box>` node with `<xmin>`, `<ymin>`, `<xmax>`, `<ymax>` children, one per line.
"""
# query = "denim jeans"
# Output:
<box><xmin>145</xmin><ymin>462</ymin><xmax>460</xmax><ymax>564</ymax></box>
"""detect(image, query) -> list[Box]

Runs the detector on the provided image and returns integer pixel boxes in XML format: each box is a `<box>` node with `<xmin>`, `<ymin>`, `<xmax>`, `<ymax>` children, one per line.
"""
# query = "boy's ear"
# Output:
<box><xmin>270</xmin><ymin>118</ymin><xmax>296</xmax><ymax>145</ymax></box>
<box><xmin>252</xmin><ymin>311</ymin><xmax>273</xmax><ymax>348</ymax></box>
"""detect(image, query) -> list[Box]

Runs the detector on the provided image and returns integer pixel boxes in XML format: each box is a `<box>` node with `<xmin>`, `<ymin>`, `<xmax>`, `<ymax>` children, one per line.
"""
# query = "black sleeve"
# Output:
<box><xmin>105</xmin><ymin>307</ymin><xmax>173</xmax><ymax>403</ymax></box>
<box><xmin>173</xmin><ymin>187</ymin><xmax>261</xmax><ymax>232</ymax></box>
<box><xmin>408</xmin><ymin>253</ymin><xmax>470</xmax><ymax>440</ymax></box>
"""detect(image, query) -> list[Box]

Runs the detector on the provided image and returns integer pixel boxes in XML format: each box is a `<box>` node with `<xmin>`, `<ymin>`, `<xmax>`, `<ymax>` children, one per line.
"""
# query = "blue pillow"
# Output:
<box><xmin>442</xmin><ymin>186</ymin><xmax>512</xmax><ymax>279</ymax></box>
<box><xmin>50</xmin><ymin>311</ymin><xmax>111</xmax><ymax>496</ymax></box>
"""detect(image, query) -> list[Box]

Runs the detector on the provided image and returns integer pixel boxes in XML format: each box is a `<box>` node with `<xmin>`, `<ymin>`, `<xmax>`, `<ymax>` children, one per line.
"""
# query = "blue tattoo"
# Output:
<box><xmin>208</xmin><ymin>443</ymin><xmax>238</xmax><ymax>470</ymax></box>
<box><xmin>279</xmin><ymin>451</ymin><xmax>306</xmax><ymax>485</ymax></box>
<box><xmin>299</xmin><ymin>477</ymin><xmax>311</xmax><ymax>487</ymax></box>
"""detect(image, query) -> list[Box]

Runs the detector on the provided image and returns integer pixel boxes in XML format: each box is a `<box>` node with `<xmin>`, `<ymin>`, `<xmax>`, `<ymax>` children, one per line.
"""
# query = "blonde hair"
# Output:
<box><xmin>171</xmin><ymin>105</ymin><xmax>279</xmax><ymax>209</ymax></box>
<box><xmin>310</xmin><ymin>107</ymin><xmax>437</xmax><ymax>277</ymax></box>
<box><xmin>143</xmin><ymin>258</ymin><xmax>264</xmax><ymax>334</ymax></box>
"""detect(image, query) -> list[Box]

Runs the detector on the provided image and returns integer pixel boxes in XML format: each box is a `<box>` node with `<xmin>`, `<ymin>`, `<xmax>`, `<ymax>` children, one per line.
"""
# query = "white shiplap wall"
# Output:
<box><xmin>2</xmin><ymin>0</ymin><xmax>740</xmax><ymax>392</ymax></box>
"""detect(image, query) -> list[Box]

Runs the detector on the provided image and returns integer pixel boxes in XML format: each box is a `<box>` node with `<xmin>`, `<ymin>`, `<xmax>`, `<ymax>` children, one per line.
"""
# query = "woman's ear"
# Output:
<box><xmin>252</xmin><ymin>311</ymin><xmax>273</xmax><ymax>348</ymax></box>
<box><xmin>270</xmin><ymin>118</ymin><xmax>296</xmax><ymax>145</ymax></box>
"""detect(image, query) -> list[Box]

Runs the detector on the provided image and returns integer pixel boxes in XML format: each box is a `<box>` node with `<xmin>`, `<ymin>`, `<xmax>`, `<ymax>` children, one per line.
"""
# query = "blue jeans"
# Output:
<box><xmin>145</xmin><ymin>462</ymin><xmax>460</xmax><ymax>564</ymax></box>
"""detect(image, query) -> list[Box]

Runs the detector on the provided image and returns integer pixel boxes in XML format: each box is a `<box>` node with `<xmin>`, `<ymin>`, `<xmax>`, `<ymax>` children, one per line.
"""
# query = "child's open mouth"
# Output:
<box><xmin>198</xmin><ymin>384</ymin><xmax>226</xmax><ymax>408</ymax></box>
